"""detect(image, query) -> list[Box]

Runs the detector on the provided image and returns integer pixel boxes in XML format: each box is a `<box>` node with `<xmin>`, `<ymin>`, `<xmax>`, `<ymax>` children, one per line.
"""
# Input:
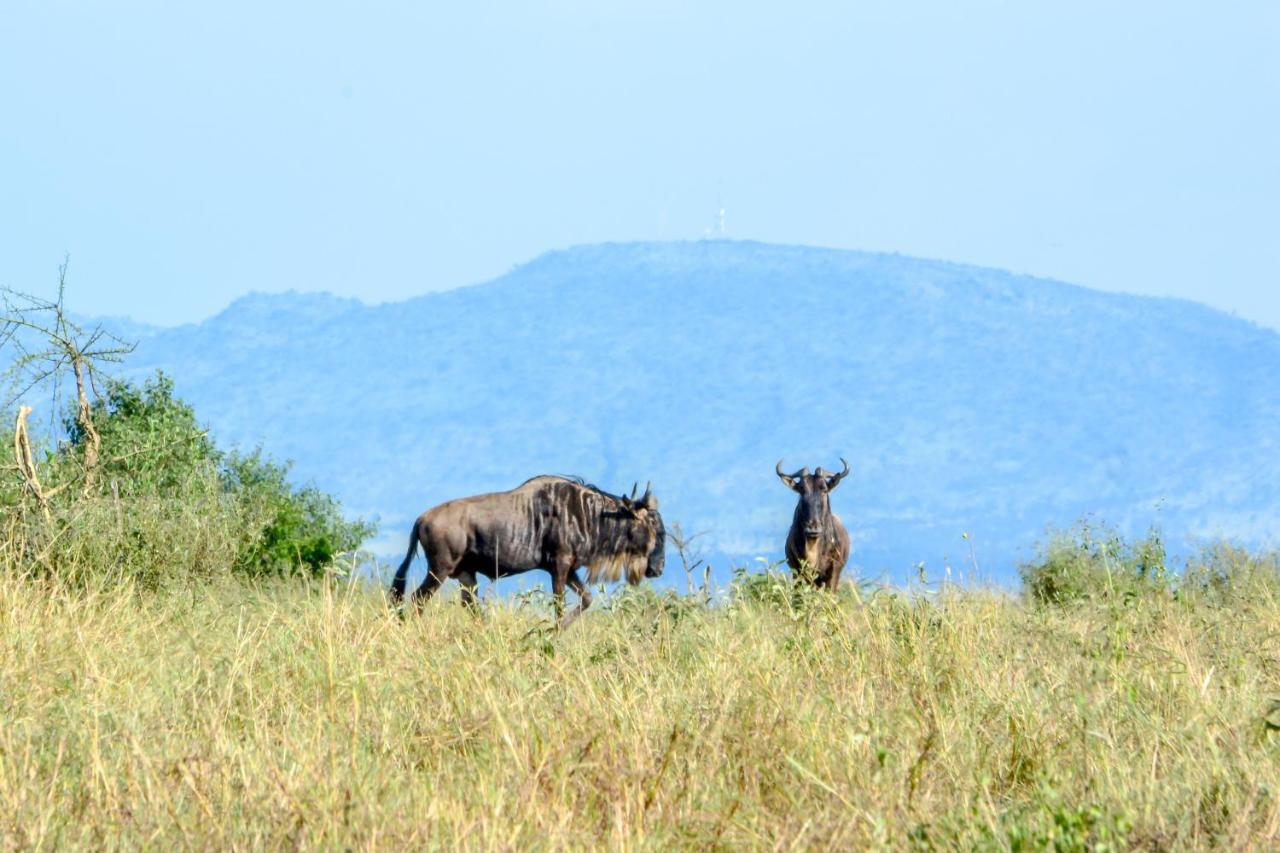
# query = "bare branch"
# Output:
<box><xmin>13</xmin><ymin>406</ymin><xmax>52</xmax><ymax>522</ymax></box>
<box><xmin>1</xmin><ymin>258</ymin><xmax>137</xmax><ymax>495</ymax></box>
<box><xmin>669</xmin><ymin>522</ymin><xmax>711</xmax><ymax>599</ymax></box>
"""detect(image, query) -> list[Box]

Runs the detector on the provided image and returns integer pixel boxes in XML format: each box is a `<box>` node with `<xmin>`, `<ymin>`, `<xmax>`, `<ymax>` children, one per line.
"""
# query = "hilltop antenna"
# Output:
<box><xmin>703</xmin><ymin>195</ymin><xmax>727</xmax><ymax>240</ymax></box>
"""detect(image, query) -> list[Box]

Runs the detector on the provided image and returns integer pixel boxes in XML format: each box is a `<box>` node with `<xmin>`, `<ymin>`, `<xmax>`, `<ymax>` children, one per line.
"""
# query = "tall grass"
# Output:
<box><xmin>2</xmin><ymin>562</ymin><xmax>1278</xmax><ymax>848</ymax></box>
<box><xmin>0</xmin><ymin>472</ymin><xmax>257</xmax><ymax>590</ymax></box>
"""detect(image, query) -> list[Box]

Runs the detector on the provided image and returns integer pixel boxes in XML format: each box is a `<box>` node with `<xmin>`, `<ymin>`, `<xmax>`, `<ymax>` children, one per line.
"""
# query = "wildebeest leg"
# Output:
<box><xmin>457</xmin><ymin>571</ymin><xmax>480</xmax><ymax>614</ymax></box>
<box><xmin>559</xmin><ymin>570</ymin><xmax>593</xmax><ymax>629</ymax></box>
<box><xmin>412</xmin><ymin>569</ymin><xmax>447</xmax><ymax>611</ymax></box>
<box><xmin>549</xmin><ymin>557</ymin><xmax>573</xmax><ymax>627</ymax></box>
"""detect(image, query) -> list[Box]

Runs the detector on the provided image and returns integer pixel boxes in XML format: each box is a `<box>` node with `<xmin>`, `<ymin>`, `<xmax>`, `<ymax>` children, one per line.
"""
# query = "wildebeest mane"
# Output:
<box><xmin>518</xmin><ymin>475</ymin><xmax>655</xmax><ymax>584</ymax></box>
<box><xmin>520</xmin><ymin>473</ymin><xmax>623</xmax><ymax>502</ymax></box>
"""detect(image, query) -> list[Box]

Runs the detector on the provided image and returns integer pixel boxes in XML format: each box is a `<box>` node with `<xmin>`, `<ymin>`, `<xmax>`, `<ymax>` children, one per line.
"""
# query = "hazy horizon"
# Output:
<box><xmin>60</xmin><ymin>238</ymin><xmax>1280</xmax><ymax>336</ymax></box>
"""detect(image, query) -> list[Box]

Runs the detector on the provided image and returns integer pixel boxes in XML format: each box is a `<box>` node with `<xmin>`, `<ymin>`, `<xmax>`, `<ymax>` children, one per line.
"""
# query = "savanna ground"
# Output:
<box><xmin>3</xmin><ymin>546</ymin><xmax>1279</xmax><ymax>850</ymax></box>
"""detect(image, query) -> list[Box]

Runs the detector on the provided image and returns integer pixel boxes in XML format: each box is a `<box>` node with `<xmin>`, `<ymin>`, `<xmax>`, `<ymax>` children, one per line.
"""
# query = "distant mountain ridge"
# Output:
<box><xmin>89</xmin><ymin>241</ymin><xmax>1280</xmax><ymax>583</ymax></box>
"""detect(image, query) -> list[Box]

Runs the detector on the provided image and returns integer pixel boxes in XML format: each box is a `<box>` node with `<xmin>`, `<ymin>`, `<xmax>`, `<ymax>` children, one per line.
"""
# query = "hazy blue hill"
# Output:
<box><xmin>103</xmin><ymin>241</ymin><xmax>1280</xmax><ymax>583</ymax></box>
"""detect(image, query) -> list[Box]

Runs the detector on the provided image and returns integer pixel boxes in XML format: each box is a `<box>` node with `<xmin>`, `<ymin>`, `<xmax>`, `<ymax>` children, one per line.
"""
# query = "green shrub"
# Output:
<box><xmin>3</xmin><ymin>370</ymin><xmax>373</xmax><ymax>584</ymax></box>
<box><xmin>222</xmin><ymin>448</ymin><xmax>373</xmax><ymax>576</ymax></box>
<box><xmin>1020</xmin><ymin>522</ymin><xmax>1170</xmax><ymax>606</ymax></box>
<box><xmin>1182</xmin><ymin>542</ymin><xmax>1280</xmax><ymax>606</ymax></box>
<box><xmin>69</xmin><ymin>372</ymin><xmax>219</xmax><ymax>496</ymax></box>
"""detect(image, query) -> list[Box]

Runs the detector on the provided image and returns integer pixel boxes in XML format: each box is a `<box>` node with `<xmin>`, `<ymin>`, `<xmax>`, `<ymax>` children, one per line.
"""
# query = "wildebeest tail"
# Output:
<box><xmin>390</xmin><ymin>517</ymin><xmax>421</xmax><ymax>603</ymax></box>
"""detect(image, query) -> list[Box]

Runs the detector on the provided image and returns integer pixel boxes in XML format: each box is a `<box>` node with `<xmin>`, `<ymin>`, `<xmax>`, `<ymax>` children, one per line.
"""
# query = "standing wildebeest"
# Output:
<box><xmin>391</xmin><ymin>476</ymin><xmax>665</xmax><ymax>627</ymax></box>
<box><xmin>776</xmin><ymin>459</ymin><xmax>851</xmax><ymax>590</ymax></box>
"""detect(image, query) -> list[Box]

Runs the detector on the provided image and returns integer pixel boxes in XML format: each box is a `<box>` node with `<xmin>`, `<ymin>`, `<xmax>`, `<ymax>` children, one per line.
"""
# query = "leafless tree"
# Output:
<box><xmin>667</xmin><ymin>521</ymin><xmax>710</xmax><ymax>600</ymax></box>
<box><xmin>2</xmin><ymin>258</ymin><xmax>135</xmax><ymax>502</ymax></box>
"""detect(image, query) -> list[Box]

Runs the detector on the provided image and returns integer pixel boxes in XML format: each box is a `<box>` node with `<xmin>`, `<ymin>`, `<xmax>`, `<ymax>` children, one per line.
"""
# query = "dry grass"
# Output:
<box><xmin>1</xmin><ymin>570</ymin><xmax>1278</xmax><ymax>849</ymax></box>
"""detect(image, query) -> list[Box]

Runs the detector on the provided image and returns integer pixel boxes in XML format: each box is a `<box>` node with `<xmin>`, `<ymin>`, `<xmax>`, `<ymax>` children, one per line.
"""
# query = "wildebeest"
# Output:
<box><xmin>776</xmin><ymin>459</ymin><xmax>851</xmax><ymax>590</ymax></box>
<box><xmin>391</xmin><ymin>475</ymin><xmax>665</xmax><ymax>626</ymax></box>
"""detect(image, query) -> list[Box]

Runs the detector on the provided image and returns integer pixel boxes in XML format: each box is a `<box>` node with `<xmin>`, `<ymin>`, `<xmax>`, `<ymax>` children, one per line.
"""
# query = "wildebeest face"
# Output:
<box><xmin>620</xmin><ymin>486</ymin><xmax>665</xmax><ymax>582</ymax></box>
<box><xmin>777</xmin><ymin>459</ymin><xmax>850</xmax><ymax>539</ymax></box>
<box><xmin>645</xmin><ymin>509</ymin><xmax>666</xmax><ymax>578</ymax></box>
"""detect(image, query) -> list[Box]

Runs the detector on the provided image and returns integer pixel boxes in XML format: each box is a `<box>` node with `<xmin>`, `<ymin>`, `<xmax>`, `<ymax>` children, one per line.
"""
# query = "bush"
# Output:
<box><xmin>2</xmin><ymin>371</ymin><xmax>373</xmax><ymax>584</ymax></box>
<box><xmin>1020</xmin><ymin>522</ymin><xmax>1170</xmax><ymax>606</ymax></box>
<box><xmin>1182</xmin><ymin>542</ymin><xmax>1280</xmax><ymax>606</ymax></box>
<box><xmin>222</xmin><ymin>449</ymin><xmax>373</xmax><ymax>576</ymax></box>
<box><xmin>69</xmin><ymin>372</ymin><xmax>219</xmax><ymax>496</ymax></box>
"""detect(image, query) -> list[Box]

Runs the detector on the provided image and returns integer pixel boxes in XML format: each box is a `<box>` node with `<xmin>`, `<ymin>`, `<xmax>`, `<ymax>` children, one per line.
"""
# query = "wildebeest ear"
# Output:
<box><xmin>618</xmin><ymin>496</ymin><xmax>638</xmax><ymax>517</ymax></box>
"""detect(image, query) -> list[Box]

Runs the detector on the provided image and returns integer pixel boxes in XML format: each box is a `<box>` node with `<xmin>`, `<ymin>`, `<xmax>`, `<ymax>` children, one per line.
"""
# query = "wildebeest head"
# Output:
<box><xmin>617</xmin><ymin>482</ymin><xmax>666</xmax><ymax>581</ymax></box>
<box><xmin>776</xmin><ymin>459</ymin><xmax>849</xmax><ymax>540</ymax></box>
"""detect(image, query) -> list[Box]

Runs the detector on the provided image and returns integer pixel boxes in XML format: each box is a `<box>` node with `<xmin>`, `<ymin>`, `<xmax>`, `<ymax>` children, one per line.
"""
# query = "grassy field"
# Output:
<box><xmin>2</xmin><ymin>565</ymin><xmax>1279</xmax><ymax>850</ymax></box>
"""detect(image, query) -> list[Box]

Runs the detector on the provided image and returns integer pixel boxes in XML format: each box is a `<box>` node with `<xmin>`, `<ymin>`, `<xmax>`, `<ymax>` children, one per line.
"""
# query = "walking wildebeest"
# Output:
<box><xmin>776</xmin><ymin>459</ymin><xmax>851</xmax><ymax>590</ymax></box>
<box><xmin>391</xmin><ymin>476</ymin><xmax>665</xmax><ymax>627</ymax></box>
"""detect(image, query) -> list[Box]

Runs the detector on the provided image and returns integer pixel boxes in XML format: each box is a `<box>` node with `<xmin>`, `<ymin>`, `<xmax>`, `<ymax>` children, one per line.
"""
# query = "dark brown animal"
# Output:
<box><xmin>391</xmin><ymin>475</ymin><xmax>665</xmax><ymax>626</ymax></box>
<box><xmin>776</xmin><ymin>459</ymin><xmax>851</xmax><ymax>590</ymax></box>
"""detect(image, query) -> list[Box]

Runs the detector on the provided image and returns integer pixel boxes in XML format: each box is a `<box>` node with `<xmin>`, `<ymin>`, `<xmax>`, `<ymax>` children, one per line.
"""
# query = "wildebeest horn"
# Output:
<box><xmin>640</xmin><ymin>481</ymin><xmax>657</xmax><ymax>509</ymax></box>
<box><xmin>827</xmin><ymin>458</ymin><xmax>850</xmax><ymax>489</ymax></box>
<box><xmin>630</xmin><ymin>482</ymin><xmax>639</xmax><ymax>500</ymax></box>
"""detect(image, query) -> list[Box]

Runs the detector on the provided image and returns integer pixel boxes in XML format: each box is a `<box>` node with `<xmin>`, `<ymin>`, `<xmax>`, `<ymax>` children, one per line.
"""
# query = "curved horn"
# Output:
<box><xmin>630</xmin><ymin>482</ymin><xmax>638</xmax><ymax>500</ymax></box>
<box><xmin>827</xmin><ymin>457</ymin><xmax>851</xmax><ymax>489</ymax></box>
<box><xmin>640</xmin><ymin>481</ymin><xmax>657</xmax><ymax>509</ymax></box>
<box><xmin>776</xmin><ymin>460</ymin><xmax>800</xmax><ymax>488</ymax></box>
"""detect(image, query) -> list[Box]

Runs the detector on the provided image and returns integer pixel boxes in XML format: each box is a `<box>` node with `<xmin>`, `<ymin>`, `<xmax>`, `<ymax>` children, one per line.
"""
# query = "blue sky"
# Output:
<box><xmin>2</xmin><ymin>1</ymin><xmax>1277</xmax><ymax>327</ymax></box>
